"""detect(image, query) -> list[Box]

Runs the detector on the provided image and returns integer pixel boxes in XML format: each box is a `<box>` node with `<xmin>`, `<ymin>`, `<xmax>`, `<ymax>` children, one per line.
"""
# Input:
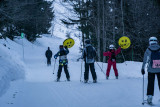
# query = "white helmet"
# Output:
<box><xmin>109</xmin><ymin>44</ymin><xmax>115</xmax><ymax>49</ymax></box>
<box><xmin>149</xmin><ymin>37</ymin><xmax>158</xmax><ymax>45</ymax></box>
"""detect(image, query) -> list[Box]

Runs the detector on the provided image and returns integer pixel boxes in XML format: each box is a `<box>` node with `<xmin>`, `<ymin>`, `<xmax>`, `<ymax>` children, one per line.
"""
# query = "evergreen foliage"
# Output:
<box><xmin>61</xmin><ymin>0</ymin><xmax>160</xmax><ymax>62</ymax></box>
<box><xmin>0</xmin><ymin>0</ymin><xmax>54</xmax><ymax>41</ymax></box>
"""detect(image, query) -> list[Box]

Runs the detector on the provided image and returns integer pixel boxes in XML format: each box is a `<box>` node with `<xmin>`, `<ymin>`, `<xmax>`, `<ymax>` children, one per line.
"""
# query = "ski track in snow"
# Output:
<box><xmin>0</xmin><ymin>35</ymin><xmax>160</xmax><ymax>107</ymax></box>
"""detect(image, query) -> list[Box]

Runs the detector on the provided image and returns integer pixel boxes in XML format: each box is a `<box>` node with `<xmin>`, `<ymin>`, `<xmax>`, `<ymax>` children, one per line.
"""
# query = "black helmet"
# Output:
<box><xmin>59</xmin><ymin>45</ymin><xmax>63</xmax><ymax>49</ymax></box>
<box><xmin>85</xmin><ymin>39</ymin><xmax>91</xmax><ymax>44</ymax></box>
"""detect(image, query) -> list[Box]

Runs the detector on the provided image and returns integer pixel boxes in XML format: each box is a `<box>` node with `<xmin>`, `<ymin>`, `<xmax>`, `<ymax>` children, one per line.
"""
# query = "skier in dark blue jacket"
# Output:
<box><xmin>45</xmin><ymin>47</ymin><xmax>52</xmax><ymax>66</ymax></box>
<box><xmin>54</xmin><ymin>45</ymin><xmax>70</xmax><ymax>81</ymax></box>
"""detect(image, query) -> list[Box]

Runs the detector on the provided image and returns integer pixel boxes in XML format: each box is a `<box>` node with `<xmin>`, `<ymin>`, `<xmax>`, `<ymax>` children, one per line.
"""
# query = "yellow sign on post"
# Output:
<box><xmin>118</xmin><ymin>36</ymin><xmax>131</xmax><ymax>49</ymax></box>
<box><xmin>63</xmin><ymin>38</ymin><xmax>75</xmax><ymax>48</ymax></box>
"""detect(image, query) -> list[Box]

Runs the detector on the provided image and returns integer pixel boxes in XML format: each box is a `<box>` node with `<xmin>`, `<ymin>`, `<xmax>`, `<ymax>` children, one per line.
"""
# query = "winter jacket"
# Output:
<box><xmin>45</xmin><ymin>49</ymin><xmax>52</xmax><ymax>59</ymax></box>
<box><xmin>142</xmin><ymin>44</ymin><xmax>160</xmax><ymax>73</ymax></box>
<box><xmin>82</xmin><ymin>44</ymin><xmax>96</xmax><ymax>63</ymax></box>
<box><xmin>103</xmin><ymin>47</ymin><xmax>121</xmax><ymax>62</ymax></box>
<box><xmin>54</xmin><ymin>48</ymin><xmax>69</xmax><ymax>65</ymax></box>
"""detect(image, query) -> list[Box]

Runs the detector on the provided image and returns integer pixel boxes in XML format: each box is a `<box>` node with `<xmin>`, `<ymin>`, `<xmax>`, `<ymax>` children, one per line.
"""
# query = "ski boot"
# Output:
<box><xmin>106</xmin><ymin>76</ymin><xmax>109</xmax><ymax>80</ymax></box>
<box><xmin>84</xmin><ymin>79</ymin><xmax>88</xmax><ymax>83</ymax></box>
<box><xmin>67</xmin><ymin>78</ymin><xmax>70</xmax><ymax>81</ymax></box>
<box><xmin>147</xmin><ymin>95</ymin><xmax>153</xmax><ymax>105</ymax></box>
<box><xmin>116</xmin><ymin>76</ymin><xmax>118</xmax><ymax>79</ymax></box>
<box><xmin>93</xmin><ymin>80</ymin><xmax>97</xmax><ymax>83</ymax></box>
<box><xmin>56</xmin><ymin>78</ymin><xmax>60</xmax><ymax>82</ymax></box>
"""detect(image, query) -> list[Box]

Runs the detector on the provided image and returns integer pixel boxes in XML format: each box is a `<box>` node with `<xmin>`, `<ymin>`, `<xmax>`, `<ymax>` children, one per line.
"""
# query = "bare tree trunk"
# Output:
<box><xmin>79</xmin><ymin>0</ymin><xmax>85</xmax><ymax>47</ymax></box>
<box><xmin>102</xmin><ymin>0</ymin><xmax>106</xmax><ymax>62</ymax></box>
<box><xmin>112</xmin><ymin>0</ymin><xmax>115</xmax><ymax>43</ymax></box>
<box><xmin>97</xmin><ymin>0</ymin><xmax>101</xmax><ymax>61</ymax></box>
<box><xmin>121</xmin><ymin>0</ymin><xmax>125</xmax><ymax>36</ymax></box>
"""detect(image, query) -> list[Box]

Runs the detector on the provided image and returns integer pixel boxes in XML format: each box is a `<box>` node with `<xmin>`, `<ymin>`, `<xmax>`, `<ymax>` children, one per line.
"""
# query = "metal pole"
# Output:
<box><xmin>80</xmin><ymin>60</ymin><xmax>83</xmax><ymax>82</ymax></box>
<box><xmin>121</xmin><ymin>50</ymin><xmax>127</xmax><ymax>65</ymax></box>
<box><xmin>53</xmin><ymin>59</ymin><xmax>56</xmax><ymax>74</ymax></box>
<box><xmin>102</xmin><ymin>55</ymin><xmax>103</xmax><ymax>72</ymax></box>
<box><xmin>142</xmin><ymin>75</ymin><xmax>145</xmax><ymax>105</ymax></box>
<box><xmin>96</xmin><ymin>61</ymin><xmax>105</xmax><ymax>75</ymax></box>
<box><xmin>22</xmin><ymin>38</ymin><xmax>24</xmax><ymax>60</ymax></box>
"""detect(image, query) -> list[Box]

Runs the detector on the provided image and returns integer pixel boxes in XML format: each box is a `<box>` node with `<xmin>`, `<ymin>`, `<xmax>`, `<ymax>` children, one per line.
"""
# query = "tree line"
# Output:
<box><xmin>0</xmin><ymin>0</ymin><xmax>53</xmax><ymax>41</ymax></box>
<box><xmin>61</xmin><ymin>0</ymin><xmax>160</xmax><ymax>62</ymax></box>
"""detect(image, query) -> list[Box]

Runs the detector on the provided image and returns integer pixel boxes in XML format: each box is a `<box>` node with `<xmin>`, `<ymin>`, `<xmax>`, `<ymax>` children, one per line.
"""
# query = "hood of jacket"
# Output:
<box><xmin>148</xmin><ymin>44</ymin><xmax>160</xmax><ymax>51</ymax></box>
<box><xmin>85</xmin><ymin>44</ymin><xmax>92</xmax><ymax>48</ymax></box>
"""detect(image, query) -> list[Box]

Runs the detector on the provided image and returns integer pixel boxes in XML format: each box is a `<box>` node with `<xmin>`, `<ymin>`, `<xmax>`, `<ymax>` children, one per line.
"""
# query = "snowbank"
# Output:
<box><xmin>0</xmin><ymin>38</ymin><xmax>25</xmax><ymax>97</ymax></box>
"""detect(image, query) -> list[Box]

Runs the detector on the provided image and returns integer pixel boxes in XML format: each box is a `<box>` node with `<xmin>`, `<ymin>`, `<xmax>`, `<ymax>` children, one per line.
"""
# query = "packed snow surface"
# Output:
<box><xmin>0</xmin><ymin>35</ymin><xmax>159</xmax><ymax>107</ymax></box>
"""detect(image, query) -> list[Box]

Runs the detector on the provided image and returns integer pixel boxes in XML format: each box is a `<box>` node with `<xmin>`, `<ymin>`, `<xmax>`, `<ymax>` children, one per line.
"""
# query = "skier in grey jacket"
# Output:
<box><xmin>82</xmin><ymin>39</ymin><xmax>97</xmax><ymax>83</ymax></box>
<box><xmin>141</xmin><ymin>37</ymin><xmax>160</xmax><ymax>104</ymax></box>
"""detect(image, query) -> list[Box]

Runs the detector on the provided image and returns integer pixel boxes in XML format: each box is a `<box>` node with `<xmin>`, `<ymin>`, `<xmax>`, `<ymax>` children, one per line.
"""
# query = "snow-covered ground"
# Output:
<box><xmin>0</xmin><ymin>38</ymin><xmax>25</xmax><ymax>97</ymax></box>
<box><xmin>0</xmin><ymin>35</ymin><xmax>160</xmax><ymax>107</ymax></box>
<box><xmin>0</xmin><ymin>1</ymin><xmax>159</xmax><ymax>106</ymax></box>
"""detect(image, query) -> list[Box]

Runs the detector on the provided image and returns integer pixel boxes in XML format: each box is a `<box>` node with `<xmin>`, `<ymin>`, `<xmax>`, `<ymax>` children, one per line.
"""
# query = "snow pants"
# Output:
<box><xmin>106</xmin><ymin>60</ymin><xmax>118</xmax><ymax>77</ymax></box>
<box><xmin>57</xmin><ymin>65</ymin><xmax>70</xmax><ymax>79</ymax></box>
<box><xmin>47</xmin><ymin>58</ymin><xmax>51</xmax><ymax>66</ymax></box>
<box><xmin>84</xmin><ymin>63</ymin><xmax>97</xmax><ymax>81</ymax></box>
<box><xmin>147</xmin><ymin>72</ymin><xmax>160</xmax><ymax>96</ymax></box>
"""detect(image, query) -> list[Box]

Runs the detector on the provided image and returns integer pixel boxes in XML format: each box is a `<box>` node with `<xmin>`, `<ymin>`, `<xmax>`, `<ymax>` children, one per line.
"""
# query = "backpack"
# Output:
<box><xmin>111</xmin><ymin>52</ymin><xmax>116</xmax><ymax>62</ymax></box>
<box><xmin>148</xmin><ymin>48</ymin><xmax>160</xmax><ymax>68</ymax></box>
<box><xmin>59</xmin><ymin>49</ymin><xmax>66</xmax><ymax>56</ymax></box>
<box><xmin>86</xmin><ymin>46</ymin><xmax>96</xmax><ymax>60</ymax></box>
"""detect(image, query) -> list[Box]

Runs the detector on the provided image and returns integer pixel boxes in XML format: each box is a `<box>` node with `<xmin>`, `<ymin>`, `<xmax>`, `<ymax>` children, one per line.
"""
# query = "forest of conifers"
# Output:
<box><xmin>0</xmin><ymin>0</ymin><xmax>160</xmax><ymax>62</ymax></box>
<box><xmin>62</xmin><ymin>0</ymin><xmax>160</xmax><ymax>62</ymax></box>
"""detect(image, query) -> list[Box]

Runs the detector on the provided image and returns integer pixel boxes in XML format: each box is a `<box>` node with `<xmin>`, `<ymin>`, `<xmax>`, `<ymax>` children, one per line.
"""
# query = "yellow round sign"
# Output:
<box><xmin>63</xmin><ymin>38</ymin><xmax>75</xmax><ymax>48</ymax></box>
<box><xmin>118</xmin><ymin>36</ymin><xmax>131</xmax><ymax>49</ymax></box>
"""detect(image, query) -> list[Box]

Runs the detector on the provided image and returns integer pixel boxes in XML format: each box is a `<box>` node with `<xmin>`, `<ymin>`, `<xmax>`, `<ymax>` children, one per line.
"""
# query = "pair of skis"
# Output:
<box><xmin>142</xmin><ymin>100</ymin><xmax>155</xmax><ymax>106</ymax></box>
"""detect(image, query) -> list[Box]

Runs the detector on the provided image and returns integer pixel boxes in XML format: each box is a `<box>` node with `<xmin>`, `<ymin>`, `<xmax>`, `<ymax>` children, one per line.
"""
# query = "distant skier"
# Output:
<box><xmin>103</xmin><ymin>44</ymin><xmax>121</xmax><ymax>79</ymax></box>
<box><xmin>54</xmin><ymin>45</ymin><xmax>70</xmax><ymax>82</ymax></box>
<box><xmin>45</xmin><ymin>47</ymin><xmax>52</xmax><ymax>66</ymax></box>
<box><xmin>141</xmin><ymin>37</ymin><xmax>160</xmax><ymax>105</ymax></box>
<box><xmin>82</xmin><ymin>39</ymin><xmax>97</xmax><ymax>83</ymax></box>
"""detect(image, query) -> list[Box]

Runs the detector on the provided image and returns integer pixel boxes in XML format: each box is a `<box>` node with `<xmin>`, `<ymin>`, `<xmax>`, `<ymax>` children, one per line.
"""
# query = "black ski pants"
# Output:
<box><xmin>147</xmin><ymin>72</ymin><xmax>160</xmax><ymax>96</ymax></box>
<box><xmin>47</xmin><ymin>58</ymin><xmax>51</xmax><ymax>66</ymax></box>
<box><xmin>84</xmin><ymin>63</ymin><xmax>97</xmax><ymax>81</ymax></box>
<box><xmin>57</xmin><ymin>65</ymin><xmax>70</xmax><ymax>79</ymax></box>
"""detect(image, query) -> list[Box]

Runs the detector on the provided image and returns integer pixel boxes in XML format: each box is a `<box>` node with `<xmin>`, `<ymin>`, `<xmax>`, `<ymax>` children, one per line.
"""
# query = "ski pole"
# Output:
<box><xmin>95</xmin><ymin>61</ymin><xmax>105</xmax><ymax>75</ymax></box>
<box><xmin>121</xmin><ymin>50</ymin><xmax>127</xmax><ymax>65</ymax></box>
<box><xmin>142</xmin><ymin>75</ymin><xmax>145</xmax><ymax>105</ymax></box>
<box><xmin>80</xmin><ymin>59</ymin><xmax>83</xmax><ymax>82</ymax></box>
<box><xmin>102</xmin><ymin>57</ymin><xmax>104</xmax><ymax>72</ymax></box>
<box><xmin>53</xmin><ymin>59</ymin><xmax>56</xmax><ymax>74</ymax></box>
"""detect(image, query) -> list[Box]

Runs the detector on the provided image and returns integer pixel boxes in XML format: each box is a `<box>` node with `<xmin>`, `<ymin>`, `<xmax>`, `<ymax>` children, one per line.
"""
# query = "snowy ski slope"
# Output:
<box><xmin>0</xmin><ymin>35</ymin><xmax>160</xmax><ymax>107</ymax></box>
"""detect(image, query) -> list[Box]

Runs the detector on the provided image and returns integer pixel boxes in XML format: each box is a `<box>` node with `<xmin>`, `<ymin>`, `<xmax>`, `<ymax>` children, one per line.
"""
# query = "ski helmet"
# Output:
<box><xmin>109</xmin><ymin>44</ymin><xmax>115</xmax><ymax>49</ymax></box>
<box><xmin>59</xmin><ymin>45</ymin><xmax>64</xmax><ymax>49</ymax></box>
<box><xmin>149</xmin><ymin>37</ymin><xmax>158</xmax><ymax>45</ymax></box>
<box><xmin>85</xmin><ymin>39</ymin><xmax>91</xmax><ymax>44</ymax></box>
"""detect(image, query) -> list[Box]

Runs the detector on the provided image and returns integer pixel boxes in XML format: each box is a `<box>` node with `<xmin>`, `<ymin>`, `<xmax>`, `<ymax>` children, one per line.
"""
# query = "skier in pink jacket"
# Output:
<box><xmin>103</xmin><ymin>44</ymin><xmax>121</xmax><ymax>79</ymax></box>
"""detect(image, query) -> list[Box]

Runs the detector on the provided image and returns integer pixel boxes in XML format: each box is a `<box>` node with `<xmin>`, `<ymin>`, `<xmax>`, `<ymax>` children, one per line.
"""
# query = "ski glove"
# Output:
<box><xmin>54</xmin><ymin>56</ymin><xmax>57</xmax><ymax>59</ymax></box>
<box><xmin>141</xmin><ymin>69</ymin><xmax>145</xmax><ymax>75</ymax></box>
<box><xmin>64</xmin><ymin>46</ymin><xmax>68</xmax><ymax>49</ymax></box>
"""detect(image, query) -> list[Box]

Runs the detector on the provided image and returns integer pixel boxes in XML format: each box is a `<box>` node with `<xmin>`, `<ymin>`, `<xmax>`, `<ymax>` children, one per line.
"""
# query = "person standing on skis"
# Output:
<box><xmin>141</xmin><ymin>37</ymin><xmax>160</xmax><ymax>105</ymax></box>
<box><xmin>82</xmin><ymin>39</ymin><xmax>97</xmax><ymax>83</ymax></box>
<box><xmin>45</xmin><ymin>47</ymin><xmax>53</xmax><ymax>66</ymax></box>
<box><xmin>54</xmin><ymin>45</ymin><xmax>70</xmax><ymax>82</ymax></box>
<box><xmin>103</xmin><ymin>44</ymin><xmax>121</xmax><ymax>79</ymax></box>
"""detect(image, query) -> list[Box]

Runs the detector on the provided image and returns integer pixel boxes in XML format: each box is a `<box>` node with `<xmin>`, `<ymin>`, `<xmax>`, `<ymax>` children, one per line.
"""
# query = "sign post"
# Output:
<box><xmin>21</xmin><ymin>33</ymin><xmax>25</xmax><ymax>60</ymax></box>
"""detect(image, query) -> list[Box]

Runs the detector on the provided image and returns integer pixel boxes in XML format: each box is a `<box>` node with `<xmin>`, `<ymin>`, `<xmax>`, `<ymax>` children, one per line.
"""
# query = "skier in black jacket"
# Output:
<box><xmin>54</xmin><ymin>45</ymin><xmax>70</xmax><ymax>82</ymax></box>
<box><xmin>45</xmin><ymin>47</ymin><xmax>52</xmax><ymax>66</ymax></box>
